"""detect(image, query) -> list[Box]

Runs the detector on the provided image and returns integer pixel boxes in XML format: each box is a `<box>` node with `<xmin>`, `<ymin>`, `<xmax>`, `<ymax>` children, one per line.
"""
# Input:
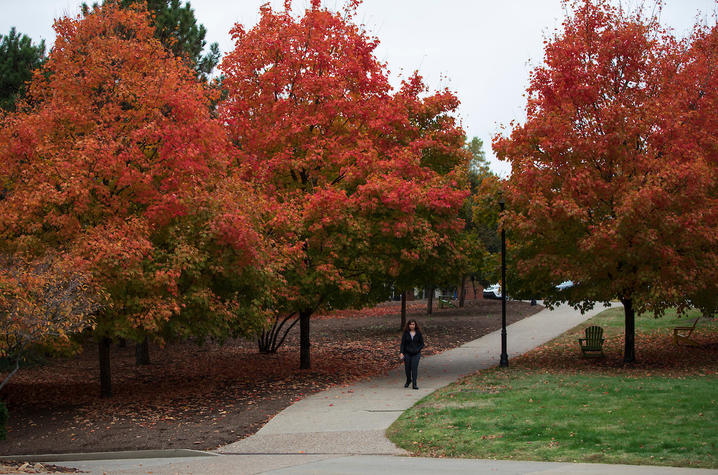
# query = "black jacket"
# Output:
<box><xmin>400</xmin><ymin>331</ymin><xmax>424</xmax><ymax>356</ymax></box>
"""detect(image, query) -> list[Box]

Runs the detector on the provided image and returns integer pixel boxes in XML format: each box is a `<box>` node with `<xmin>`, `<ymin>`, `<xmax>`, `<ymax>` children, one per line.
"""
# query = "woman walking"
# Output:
<box><xmin>400</xmin><ymin>319</ymin><xmax>424</xmax><ymax>389</ymax></box>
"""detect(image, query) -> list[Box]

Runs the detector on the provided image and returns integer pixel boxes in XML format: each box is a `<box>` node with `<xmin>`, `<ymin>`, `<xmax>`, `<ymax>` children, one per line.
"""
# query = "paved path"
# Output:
<box><xmin>217</xmin><ymin>302</ymin><xmax>614</xmax><ymax>457</ymax></box>
<box><xmin>43</xmin><ymin>303</ymin><xmax>718</xmax><ymax>474</ymax></box>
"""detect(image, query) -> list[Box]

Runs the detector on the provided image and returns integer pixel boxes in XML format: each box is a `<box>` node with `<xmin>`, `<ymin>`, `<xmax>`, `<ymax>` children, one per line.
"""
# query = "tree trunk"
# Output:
<box><xmin>135</xmin><ymin>336</ymin><xmax>150</xmax><ymax>365</ymax></box>
<box><xmin>459</xmin><ymin>275</ymin><xmax>467</xmax><ymax>307</ymax></box>
<box><xmin>427</xmin><ymin>287</ymin><xmax>434</xmax><ymax>315</ymax></box>
<box><xmin>621</xmin><ymin>298</ymin><xmax>636</xmax><ymax>363</ymax></box>
<box><xmin>117</xmin><ymin>338</ymin><xmax>126</xmax><ymax>348</ymax></box>
<box><xmin>99</xmin><ymin>337</ymin><xmax>112</xmax><ymax>398</ymax></box>
<box><xmin>258</xmin><ymin>312</ymin><xmax>299</xmax><ymax>354</ymax></box>
<box><xmin>299</xmin><ymin>309</ymin><xmax>312</xmax><ymax>369</ymax></box>
<box><xmin>0</xmin><ymin>357</ymin><xmax>20</xmax><ymax>392</ymax></box>
<box><xmin>400</xmin><ymin>291</ymin><xmax>407</xmax><ymax>330</ymax></box>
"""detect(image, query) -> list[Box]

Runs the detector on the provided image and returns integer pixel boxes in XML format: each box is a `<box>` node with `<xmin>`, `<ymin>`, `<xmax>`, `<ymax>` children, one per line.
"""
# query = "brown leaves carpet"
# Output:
<box><xmin>0</xmin><ymin>298</ymin><xmax>540</xmax><ymax>456</ymax></box>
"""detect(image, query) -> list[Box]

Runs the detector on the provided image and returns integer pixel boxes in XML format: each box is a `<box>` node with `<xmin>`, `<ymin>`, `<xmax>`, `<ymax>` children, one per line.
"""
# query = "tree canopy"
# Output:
<box><xmin>0</xmin><ymin>3</ymin><xmax>274</xmax><ymax>395</ymax></box>
<box><xmin>494</xmin><ymin>0</ymin><xmax>717</xmax><ymax>362</ymax></box>
<box><xmin>83</xmin><ymin>0</ymin><xmax>220</xmax><ymax>80</ymax></box>
<box><xmin>0</xmin><ymin>256</ymin><xmax>102</xmax><ymax>391</ymax></box>
<box><xmin>220</xmin><ymin>0</ymin><xmax>469</xmax><ymax>368</ymax></box>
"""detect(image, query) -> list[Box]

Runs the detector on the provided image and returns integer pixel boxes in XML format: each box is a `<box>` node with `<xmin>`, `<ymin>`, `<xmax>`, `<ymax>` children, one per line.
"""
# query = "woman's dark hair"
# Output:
<box><xmin>404</xmin><ymin>319</ymin><xmax>421</xmax><ymax>333</ymax></box>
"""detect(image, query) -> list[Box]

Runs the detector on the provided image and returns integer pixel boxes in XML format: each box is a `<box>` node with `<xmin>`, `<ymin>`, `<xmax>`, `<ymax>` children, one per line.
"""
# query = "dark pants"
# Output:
<box><xmin>404</xmin><ymin>353</ymin><xmax>420</xmax><ymax>387</ymax></box>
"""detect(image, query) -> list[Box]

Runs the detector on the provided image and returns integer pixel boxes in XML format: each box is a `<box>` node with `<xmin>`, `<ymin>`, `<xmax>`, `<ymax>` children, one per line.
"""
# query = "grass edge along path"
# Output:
<box><xmin>387</xmin><ymin>308</ymin><xmax>718</xmax><ymax>468</ymax></box>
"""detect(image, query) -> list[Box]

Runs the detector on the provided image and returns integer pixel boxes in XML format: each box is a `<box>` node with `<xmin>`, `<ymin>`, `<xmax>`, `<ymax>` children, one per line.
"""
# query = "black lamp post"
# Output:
<box><xmin>499</xmin><ymin>198</ymin><xmax>509</xmax><ymax>368</ymax></box>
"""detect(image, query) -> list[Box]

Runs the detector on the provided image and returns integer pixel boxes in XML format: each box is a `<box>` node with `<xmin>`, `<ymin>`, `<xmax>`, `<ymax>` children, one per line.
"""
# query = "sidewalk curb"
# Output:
<box><xmin>0</xmin><ymin>449</ymin><xmax>217</xmax><ymax>463</ymax></box>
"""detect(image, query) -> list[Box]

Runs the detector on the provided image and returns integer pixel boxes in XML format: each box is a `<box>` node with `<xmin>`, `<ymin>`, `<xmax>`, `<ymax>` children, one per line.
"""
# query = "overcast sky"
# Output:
<box><xmin>1</xmin><ymin>0</ymin><xmax>715</xmax><ymax>175</ymax></box>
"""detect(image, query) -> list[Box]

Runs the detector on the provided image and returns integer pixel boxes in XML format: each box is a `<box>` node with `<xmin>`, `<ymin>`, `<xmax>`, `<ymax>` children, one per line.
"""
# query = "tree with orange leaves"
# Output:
<box><xmin>0</xmin><ymin>3</ymin><xmax>275</xmax><ymax>396</ymax></box>
<box><xmin>0</xmin><ymin>255</ymin><xmax>105</xmax><ymax>392</ymax></box>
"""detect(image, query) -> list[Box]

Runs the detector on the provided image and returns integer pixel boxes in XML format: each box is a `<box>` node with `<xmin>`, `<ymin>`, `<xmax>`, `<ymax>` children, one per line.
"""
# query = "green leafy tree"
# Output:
<box><xmin>466</xmin><ymin>137</ymin><xmax>502</xmax><ymax>290</ymax></box>
<box><xmin>443</xmin><ymin>137</ymin><xmax>494</xmax><ymax>307</ymax></box>
<box><xmin>0</xmin><ymin>28</ymin><xmax>46</xmax><ymax>111</ymax></box>
<box><xmin>466</xmin><ymin>136</ymin><xmax>490</xmax><ymax>177</ymax></box>
<box><xmin>466</xmin><ymin>137</ymin><xmax>499</xmax><ymax>252</ymax></box>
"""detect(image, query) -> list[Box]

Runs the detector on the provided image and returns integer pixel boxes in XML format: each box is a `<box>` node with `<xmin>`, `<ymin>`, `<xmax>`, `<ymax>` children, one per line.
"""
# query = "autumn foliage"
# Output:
<box><xmin>0</xmin><ymin>4</ymin><xmax>277</xmax><ymax>395</ymax></box>
<box><xmin>661</xmin><ymin>22</ymin><xmax>718</xmax><ymax>318</ymax></box>
<box><xmin>494</xmin><ymin>0</ymin><xmax>718</xmax><ymax>362</ymax></box>
<box><xmin>0</xmin><ymin>0</ymin><xmax>473</xmax><ymax>394</ymax></box>
<box><xmin>219</xmin><ymin>0</ymin><xmax>469</xmax><ymax>368</ymax></box>
<box><xmin>0</xmin><ymin>256</ymin><xmax>102</xmax><ymax>391</ymax></box>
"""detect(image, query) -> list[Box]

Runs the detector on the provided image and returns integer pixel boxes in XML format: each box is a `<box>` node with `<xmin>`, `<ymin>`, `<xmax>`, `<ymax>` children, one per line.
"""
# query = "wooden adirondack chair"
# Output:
<box><xmin>578</xmin><ymin>325</ymin><xmax>605</xmax><ymax>357</ymax></box>
<box><xmin>438</xmin><ymin>294</ymin><xmax>457</xmax><ymax>309</ymax></box>
<box><xmin>673</xmin><ymin>318</ymin><xmax>700</xmax><ymax>346</ymax></box>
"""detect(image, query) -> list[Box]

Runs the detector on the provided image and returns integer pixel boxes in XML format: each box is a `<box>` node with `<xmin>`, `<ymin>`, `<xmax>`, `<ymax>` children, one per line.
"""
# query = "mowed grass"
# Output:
<box><xmin>583</xmin><ymin>306</ymin><xmax>714</xmax><ymax>332</ymax></box>
<box><xmin>387</xmin><ymin>308</ymin><xmax>718</xmax><ymax>468</ymax></box>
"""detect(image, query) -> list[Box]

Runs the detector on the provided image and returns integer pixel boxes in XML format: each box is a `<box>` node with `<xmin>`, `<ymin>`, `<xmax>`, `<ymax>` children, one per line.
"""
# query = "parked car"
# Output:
<box><xmin>483</xmin><ymin>283</ymin><xmax>504</xmax><ymax>300</ymax></box>
<box><xmin>556</xmin><ymin>280</ymin><xmax>574</xmax><ymax>291</ymax></box>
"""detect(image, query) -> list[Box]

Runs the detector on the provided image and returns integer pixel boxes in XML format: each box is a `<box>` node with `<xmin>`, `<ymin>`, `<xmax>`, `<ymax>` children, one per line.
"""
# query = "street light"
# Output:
<box><xmin>499</xmin><ymin>198</ymin><xmax>509</xmax><ymax>368</ymax></box>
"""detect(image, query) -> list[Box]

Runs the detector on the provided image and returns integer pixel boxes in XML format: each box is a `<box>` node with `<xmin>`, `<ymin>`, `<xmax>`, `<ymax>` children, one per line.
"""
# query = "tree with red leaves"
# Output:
<box><xmin>0</xmin><ymin>4</ymin><xmax>274</xmax><ymax>396</ymax></box>
<box><xmin>661</xmin><ymin>22</ymin><xmax>718</xmax><ymax>319</ymax></box>
<box><xmin>494</xmin><ymin>0</ymin><xmax>717</xmax><ymax>363</ymax></box>
<box><xmin>220</xmin><ymin>0</ymin><xmax>469</xmax><ymax>368</ymax></box>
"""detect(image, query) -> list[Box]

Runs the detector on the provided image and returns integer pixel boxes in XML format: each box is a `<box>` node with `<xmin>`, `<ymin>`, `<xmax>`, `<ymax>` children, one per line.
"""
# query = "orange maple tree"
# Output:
<box><xmin>0</xmin><ymin>256</ymin><xmax>103</xmax><ymax>391</ymax></box>
<box><xmin>494</xmin><ymin>0</ymin><xmax>717</xmax><ymax>362</ymax></box>
<box><xmin>0</xmin><ymin>4</ymin><xmax>275</xmax><ymax>395</ymax></box>
<box><xmin>220</xmin><ymin>0</ymin><xmax>469</xmax><ymax>368</ymax></box>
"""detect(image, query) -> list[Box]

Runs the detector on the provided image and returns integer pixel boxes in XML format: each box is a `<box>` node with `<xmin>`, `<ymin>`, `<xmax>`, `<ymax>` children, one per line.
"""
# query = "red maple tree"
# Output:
<box><xmin>220</xmin><ymin>1</ymin><xmax>469</xmax><ymax>368</ymax></box>
<box><xmin>658</xmin><ymin>22</ymin><xmax>718</xmax><ymax>319</ymax></box>
<box><xmin>494</xmin><ymin>0</ymin><xmax>717</xmax><ymax>362</ymax></box>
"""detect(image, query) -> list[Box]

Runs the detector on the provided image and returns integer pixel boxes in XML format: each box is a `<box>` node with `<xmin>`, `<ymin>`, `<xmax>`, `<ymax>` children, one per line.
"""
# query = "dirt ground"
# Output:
<box><xmin>0</xmin><ymin>298</ymin><xmax>541</xmax><ymax>457</ymax></box>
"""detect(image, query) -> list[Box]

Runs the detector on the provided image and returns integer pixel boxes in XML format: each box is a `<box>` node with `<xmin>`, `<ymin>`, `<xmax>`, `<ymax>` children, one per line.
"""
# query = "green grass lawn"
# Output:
<box><xmin>581</xmin><ymin>307</ymin><xmax>713</xmax><ymax>332</ymax></box>
<box><xmin>387</xmin><ymin>308</ymin><xmax>718</xmax><ymax>468</ymax></box>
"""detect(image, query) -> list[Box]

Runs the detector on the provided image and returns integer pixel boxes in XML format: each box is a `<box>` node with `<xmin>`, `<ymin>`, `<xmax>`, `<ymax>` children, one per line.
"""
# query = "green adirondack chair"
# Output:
<box><xmin>438</xmin><ymin>294</ymin><xmax>457</xmax><ymax>309</ymax></box>
<box><xmin>578</xmin><ymin>325</ymin><xmax>605</xmax><ymax>357</ymax></box>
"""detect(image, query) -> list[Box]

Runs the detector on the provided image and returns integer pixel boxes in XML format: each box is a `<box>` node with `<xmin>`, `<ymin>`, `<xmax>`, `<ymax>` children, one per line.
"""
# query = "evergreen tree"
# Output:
<box><xmin>0</xmin><ymin>28</ymin><xmax>46</xmax><ymax>111</ymax></box>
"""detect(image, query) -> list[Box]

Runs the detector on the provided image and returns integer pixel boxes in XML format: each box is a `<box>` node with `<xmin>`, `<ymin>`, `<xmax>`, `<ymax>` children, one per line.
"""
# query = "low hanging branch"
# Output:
<box><xmin>257</xmin><ymin>312</ymin><xmax>299</xmax><ymax>354</ymax></box>
<box><xmin>0</xmin><ymin>257</ymin><xmax>102</xmax><ymax>392</ymax></box>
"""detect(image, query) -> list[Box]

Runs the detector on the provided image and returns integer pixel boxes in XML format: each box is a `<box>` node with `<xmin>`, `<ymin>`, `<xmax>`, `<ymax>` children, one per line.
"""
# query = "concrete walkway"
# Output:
<box><xmin>44</xmin><ymin>303</ymin><xmax>718</xmax><ymax>474</ymax></box>
<box><xmin>217</xmin><ymin>302</ymin><xmax>614</xmax><ymax>457</ymax></box>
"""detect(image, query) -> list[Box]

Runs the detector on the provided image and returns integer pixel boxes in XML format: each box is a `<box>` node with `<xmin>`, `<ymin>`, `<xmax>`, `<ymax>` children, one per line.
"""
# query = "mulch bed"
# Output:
<box><xmin>0</xmin><ymin>298</ymin><xmax>541</xmax><ymax>457</ymax></box>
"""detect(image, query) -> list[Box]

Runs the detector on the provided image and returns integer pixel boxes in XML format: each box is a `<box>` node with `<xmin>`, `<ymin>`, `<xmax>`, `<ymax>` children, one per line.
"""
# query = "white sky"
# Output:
<box><xmin>1</xmin><ymin>0</ymin><xmax>715</xmax><ymax>176</ymax></box>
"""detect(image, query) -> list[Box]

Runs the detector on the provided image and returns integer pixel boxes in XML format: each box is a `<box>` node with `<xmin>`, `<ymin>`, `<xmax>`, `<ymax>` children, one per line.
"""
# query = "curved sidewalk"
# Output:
<box><xmin>217</xmin><ymin>302</ymin><xmax>612</xmax><ymax>457</ymax></box>
<box><xmin>48</xmin><ymin>302</ymin><xmax>718</xmax><ymax>474</ymax></box>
